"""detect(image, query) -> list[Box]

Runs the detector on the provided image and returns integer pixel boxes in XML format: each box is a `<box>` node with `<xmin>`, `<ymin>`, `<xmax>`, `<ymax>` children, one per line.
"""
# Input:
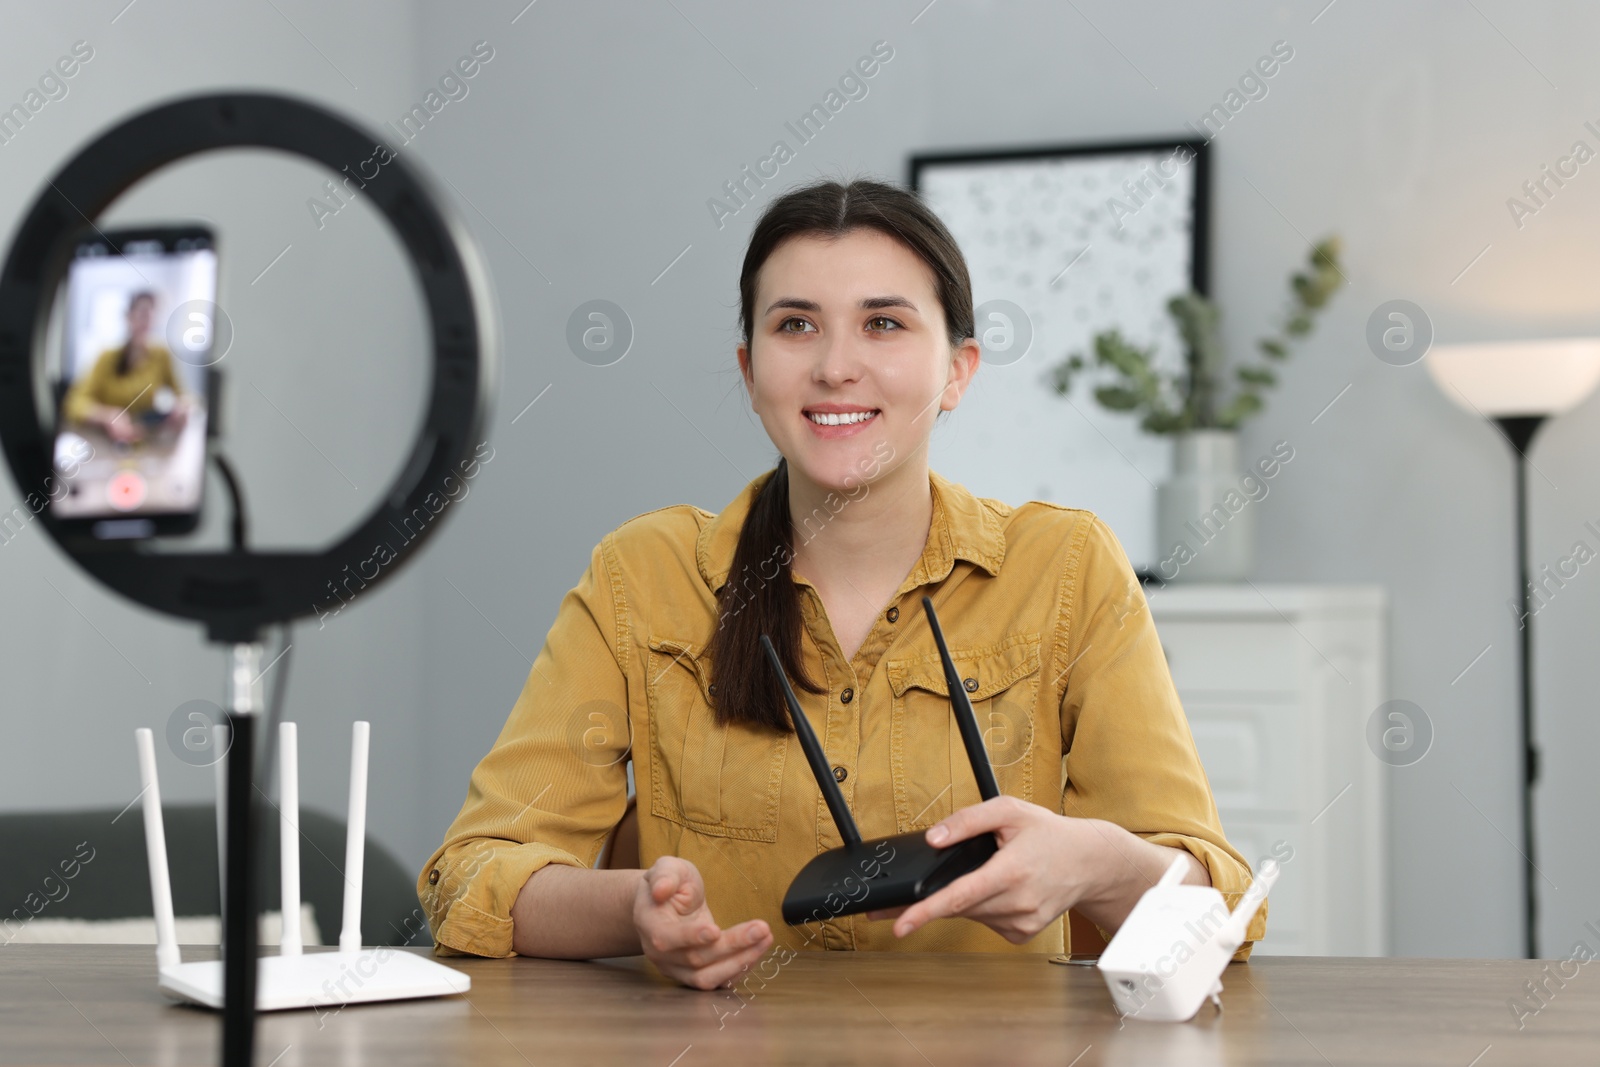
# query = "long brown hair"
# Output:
<box><xmin>115</xmin><ymin>290</ymin><xmax>157</xmax><ymax>376</ymax></box>
<box><xmin>708</xmin><ymin>177</ymin><xmax>975</xmax><ymax>733</ymax></box>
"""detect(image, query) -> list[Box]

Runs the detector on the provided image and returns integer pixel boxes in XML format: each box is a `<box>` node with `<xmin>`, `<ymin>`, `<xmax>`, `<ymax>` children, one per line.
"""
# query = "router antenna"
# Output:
<box><xmin>339</xmin><ymin>721</ymin><xmax>370</xmax><ymax>952</ymax></box>
<box><xmin>760</xmin><ymin>634</ymin><xmax>860</xmax><ymax>847</ymax></box>
<box><xmin>279</xmin><ymin>723</ymin><xmax>302</xmax><ymax>957</ymax></box>
<box><xmin>1220</xmin><ymin>858</ymin><xmax>1280</xmax><ymax>946</ymax></box>
<box><xmin>1157</xmin><ymin>853</ymin><xmax>1190</xmax><ymax>889</ymax></box>
<box><xmin>135</xmin><ymin>728</ymin><xmax>181</xmax><ymax>970</ymax></box>
<box><xmin>921</xmin><ymin>597</ymin><xmax>1001</xmax><ymax>801</ymax></box>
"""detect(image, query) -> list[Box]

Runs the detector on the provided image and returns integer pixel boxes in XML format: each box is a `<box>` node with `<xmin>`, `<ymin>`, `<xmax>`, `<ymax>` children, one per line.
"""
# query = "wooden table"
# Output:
<box><xmin>1</xmin><ymin>945</ymin><xmax>1592</xmax><ymax>1065</ymax></box>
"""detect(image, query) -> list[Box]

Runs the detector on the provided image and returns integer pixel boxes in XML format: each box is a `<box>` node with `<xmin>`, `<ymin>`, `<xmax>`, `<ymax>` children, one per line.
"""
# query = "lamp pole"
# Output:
<box><xmin>1496</xmin><ymin>413</ymin><xmax>1543</xmax><ymax>961</ymax></box>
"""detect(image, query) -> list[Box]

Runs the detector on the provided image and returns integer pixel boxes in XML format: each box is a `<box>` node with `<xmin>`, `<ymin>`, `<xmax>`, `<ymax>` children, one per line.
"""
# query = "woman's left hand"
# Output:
<box><xmin>864</xmin><ymin>795</ymin><xmax>1112</xmax><ymax>944</ymax></box>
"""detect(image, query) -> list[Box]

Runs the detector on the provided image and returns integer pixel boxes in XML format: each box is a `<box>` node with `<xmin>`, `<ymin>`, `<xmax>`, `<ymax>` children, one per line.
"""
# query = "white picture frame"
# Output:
<box><xmin>911</xmin><ymin>139</ymin><xmax>1210</xmax><ymax>572</ymax></box>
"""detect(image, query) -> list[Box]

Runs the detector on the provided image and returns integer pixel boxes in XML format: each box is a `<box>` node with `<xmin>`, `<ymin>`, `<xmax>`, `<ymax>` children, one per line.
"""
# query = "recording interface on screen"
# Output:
<box><xmin>50</xmin><ymin>227</ymin><xmax>216</xmax><ymax>536</ymax></box>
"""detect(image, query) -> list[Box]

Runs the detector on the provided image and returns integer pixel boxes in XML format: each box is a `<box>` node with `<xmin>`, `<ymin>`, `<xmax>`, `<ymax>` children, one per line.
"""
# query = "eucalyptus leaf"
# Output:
<box><xmin>1095</xmin><ymin>386</ymin><xmax>1144</xmax><ymax>411</ymax></box>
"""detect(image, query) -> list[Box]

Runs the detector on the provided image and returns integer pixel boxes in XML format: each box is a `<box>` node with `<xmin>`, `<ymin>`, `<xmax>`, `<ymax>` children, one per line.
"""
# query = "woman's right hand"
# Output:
<box><xmin>633</xmin><ymin>855</ymin><xmax>772</xmax><ymax>990</ymax></box>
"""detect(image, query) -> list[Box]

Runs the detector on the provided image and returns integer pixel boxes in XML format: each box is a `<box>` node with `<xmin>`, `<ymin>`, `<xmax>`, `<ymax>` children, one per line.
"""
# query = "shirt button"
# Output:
<box><xmin>707</xmin><ymin>683</ymin><xmax>717</xmax><ymax>696</ymax></box>
<box><xmin>963</xmin><ymin>677</ymin><xmax>979</xmax><ymax>693</ymax></box>
<box><xmin>832</xmin><ymin>765</ymin><xmax>848</xmax><ymax>782</ymax></box>
<box><xmin>428</xmin><ymin>869</ymin><xmax>440</xmax><ymax>885</ymax></box>
<box><xmin>840</xmin><ymin>687</ymin><xmax>854</xmax><ymax>704</ymax></box>
<box><xmin>886</xmin><ymin>607</ymin><xmax>899</xmax><ymax>623</ymax></box>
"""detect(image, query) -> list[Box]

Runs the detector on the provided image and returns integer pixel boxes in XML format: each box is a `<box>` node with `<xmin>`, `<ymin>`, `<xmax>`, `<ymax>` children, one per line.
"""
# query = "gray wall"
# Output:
<box><xmin>0</xmin><ymin>1</ymin><xmax>431</xmax><ymax>924</ymax></box>
<box><xmin>4</xmin><ymin>0</ymin><xmax>1599</xmax><ymax>959</ymax></box>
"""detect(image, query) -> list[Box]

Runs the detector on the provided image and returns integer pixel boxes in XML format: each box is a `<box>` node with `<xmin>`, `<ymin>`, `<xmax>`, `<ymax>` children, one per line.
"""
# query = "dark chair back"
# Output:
<box><xmin>0</xmin><ymin>803</ymin><xmax>429</xmax><ymax>946</ymax></box>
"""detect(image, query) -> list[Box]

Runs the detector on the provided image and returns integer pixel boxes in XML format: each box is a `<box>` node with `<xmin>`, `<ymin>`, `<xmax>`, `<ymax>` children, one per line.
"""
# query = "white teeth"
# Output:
<box><xmin>807</xmin><ymin>410</ymin><xmax>877</xmax><ymax>426</ymax></box>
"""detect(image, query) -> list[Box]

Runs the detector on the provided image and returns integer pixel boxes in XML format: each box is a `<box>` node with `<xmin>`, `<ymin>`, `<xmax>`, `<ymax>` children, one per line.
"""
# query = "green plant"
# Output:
<box><xmin>1046</xmin><ymin>236</ymin><xmax>1345</xmax><ymax>433</ymax></box>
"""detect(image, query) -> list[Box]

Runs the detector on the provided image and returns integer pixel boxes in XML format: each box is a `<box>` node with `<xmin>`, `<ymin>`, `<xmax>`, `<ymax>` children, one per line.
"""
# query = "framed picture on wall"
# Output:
<box><xmin>910</xmin><ymin>138</ymin><xmax>1210</xmax><ymax>573</ymax></box>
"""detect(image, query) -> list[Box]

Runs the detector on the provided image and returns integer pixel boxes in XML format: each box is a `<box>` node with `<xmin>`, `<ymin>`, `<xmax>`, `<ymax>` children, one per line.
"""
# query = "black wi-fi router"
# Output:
<box><xmin>764</xmin><ymin>595</ymin><xmax>1001</xmax><ymax>927</ymax></box>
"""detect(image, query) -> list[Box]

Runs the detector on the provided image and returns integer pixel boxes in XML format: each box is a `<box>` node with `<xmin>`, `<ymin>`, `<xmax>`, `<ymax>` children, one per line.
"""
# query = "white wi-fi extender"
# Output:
<box><xmin>1095</xmin><ymin>854</ymin><xmax>1280</xmax><ymax>1022</ymax></box>
<box><xmin>135</xmin><ymin>721</ymin><xmax>470</xmax><ymax>1011</ymax></box>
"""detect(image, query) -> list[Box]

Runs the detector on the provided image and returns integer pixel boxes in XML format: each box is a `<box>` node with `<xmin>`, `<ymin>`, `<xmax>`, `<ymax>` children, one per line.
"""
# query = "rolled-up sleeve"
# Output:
<box><xmin>62</xmin><ymin>351</ymin><xmax>110</xmax><ymax>425</ymax></box>
<box><xmin>419</xmin><ymin>535</ymin><xmax>632</xmax><ymax>958</ymax></box>
<box><xmin>1058</xmin><ymin>515</ymin><xmax>1265</xmax><ymax>960</ymax></box>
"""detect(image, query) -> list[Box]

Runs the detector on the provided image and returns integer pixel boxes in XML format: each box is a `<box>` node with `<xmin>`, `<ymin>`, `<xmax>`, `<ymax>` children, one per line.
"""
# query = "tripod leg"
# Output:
<box><xmin>221</xmin><ymin>661</ymin><xmax>262</xmax><ymax>1066</ymax></box>
<box><xmin>221</xmin><ymin>710</ymin><xmax>257</xmax><ymax>1064</ymax></box>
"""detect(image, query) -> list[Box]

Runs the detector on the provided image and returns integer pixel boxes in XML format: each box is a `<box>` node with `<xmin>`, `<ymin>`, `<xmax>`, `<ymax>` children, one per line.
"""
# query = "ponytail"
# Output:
<box><xmin>707</xmin><ymin>456</ymin><xmax>824</xmax><ymax>732</ymax></box>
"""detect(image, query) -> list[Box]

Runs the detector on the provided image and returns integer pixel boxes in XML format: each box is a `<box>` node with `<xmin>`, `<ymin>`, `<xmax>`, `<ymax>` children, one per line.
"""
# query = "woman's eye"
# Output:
<box><xmin>778</xmin><ymin>317</ymin><xmax>816</xmax><ymax>334</ymax></box>
<box><xmin>866</xmin><ymin>316</ymin><xmax>901</xmax><ymax>332</ymax></box>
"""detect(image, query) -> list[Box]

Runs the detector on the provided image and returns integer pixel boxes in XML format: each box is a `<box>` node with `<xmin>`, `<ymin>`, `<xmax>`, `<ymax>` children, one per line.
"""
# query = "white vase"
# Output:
<box><xmin>1153</xmin><ymin>430</ymin><xmax>1254</xmax><ymax>583</ymax></box>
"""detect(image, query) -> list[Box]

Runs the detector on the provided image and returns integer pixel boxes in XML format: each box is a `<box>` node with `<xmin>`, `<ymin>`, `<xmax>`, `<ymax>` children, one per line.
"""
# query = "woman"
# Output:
<box><xmin>420</xmin><ymin>178</ymin><xmax>1264</xmax><ymax>990</ymax></box>
<box><xmin>63</xmin><ymin>290</ymin><xmax>190</xmax><ymax>444</ymax></box>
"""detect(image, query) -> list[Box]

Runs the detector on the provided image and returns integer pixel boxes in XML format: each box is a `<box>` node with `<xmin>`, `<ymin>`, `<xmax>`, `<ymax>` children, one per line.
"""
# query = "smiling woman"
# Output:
<box><xmin>719</xmin><ymin>186</ymin><xmax>982</xmax><ymax>725</ymax></box>
<box><xmin>420</xmin><ymin>177</ymin><xmax>1264</xmax><ymax>992</ymax></box>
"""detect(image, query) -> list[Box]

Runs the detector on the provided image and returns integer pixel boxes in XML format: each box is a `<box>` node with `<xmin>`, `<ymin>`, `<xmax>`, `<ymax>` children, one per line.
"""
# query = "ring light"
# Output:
<box><xmin>0</xmin><ymin>92</ymin><xmax>499</xmax><ymax>1066</ymax></box>
<box><xmin>0</xmin><ymin>91</ymin><xmax>498</xmax><ymax>643</ymax></box>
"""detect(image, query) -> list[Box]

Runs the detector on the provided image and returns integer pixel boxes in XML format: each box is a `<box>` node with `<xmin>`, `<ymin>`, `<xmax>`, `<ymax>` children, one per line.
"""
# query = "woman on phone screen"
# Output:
<box><xmin>419</xmin><ymin>177</ymin><xmax>1266</xmax><ymax>990</ymax></box>
<box><xmin>63</xmin><ymin>290</ymin><xmax>192</xmax><ymax>444</ymax></box>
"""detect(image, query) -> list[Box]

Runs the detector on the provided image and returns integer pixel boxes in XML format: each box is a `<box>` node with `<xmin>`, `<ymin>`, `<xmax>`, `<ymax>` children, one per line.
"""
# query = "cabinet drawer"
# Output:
<box><xmin>1157</xmin><ymin>620</ymin><xmax>1301</xmax><ymax>694</ymax></box>
<box><xmin>1185</xmin><ymin>698</ymin><xmax>1300</xmax><ymax>812</ymax></box>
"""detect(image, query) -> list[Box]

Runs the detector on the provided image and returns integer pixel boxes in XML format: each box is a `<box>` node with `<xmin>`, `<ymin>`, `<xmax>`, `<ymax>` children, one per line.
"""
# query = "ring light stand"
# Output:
<box><xmin>0</xmin><ymin>92</ymin><xmax>498</xmax><ymax>1065</ymax></box>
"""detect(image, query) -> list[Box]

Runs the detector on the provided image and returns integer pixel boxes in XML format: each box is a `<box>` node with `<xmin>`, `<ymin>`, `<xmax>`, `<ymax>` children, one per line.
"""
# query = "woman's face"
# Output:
<box><xmin>127</xmin><ymin>298</ymin><xmax>154</xmax><ymax>340</ymax></box>
<box><xmin>738</xmin><ymin>228</ymin><xmax>979</xmax><ymax>496</ymax></box>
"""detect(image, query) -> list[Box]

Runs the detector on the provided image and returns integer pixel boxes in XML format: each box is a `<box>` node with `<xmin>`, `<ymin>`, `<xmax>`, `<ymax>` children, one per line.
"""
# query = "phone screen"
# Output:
<box><xmin>50</xmin><ymin>226</ymin><xmax>217</xmax><ymax>537</ymax></box>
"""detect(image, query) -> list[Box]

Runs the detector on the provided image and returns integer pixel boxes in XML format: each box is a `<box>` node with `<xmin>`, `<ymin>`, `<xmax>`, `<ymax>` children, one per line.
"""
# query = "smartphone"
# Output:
<box><xmin>50</xmin><ymin>225</ymin><xmax>218</xmax><ymax>538</ymax></box>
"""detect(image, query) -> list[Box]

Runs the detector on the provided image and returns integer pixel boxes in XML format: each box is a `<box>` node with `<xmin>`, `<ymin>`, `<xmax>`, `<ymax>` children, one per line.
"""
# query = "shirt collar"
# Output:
<box><xmin>696</xmin><ymin>466</ymin><xmax>1006</xmax><ymax>595</ymax></box>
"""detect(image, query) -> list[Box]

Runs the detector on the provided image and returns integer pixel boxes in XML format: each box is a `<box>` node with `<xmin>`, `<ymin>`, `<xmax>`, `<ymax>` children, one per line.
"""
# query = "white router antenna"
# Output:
<box><xmin>212</xmin><ymin>722</ymin><xmax>228</xmax><ymax>910</ymax></box>
<box><xmin>1219</xmin><ymin>859</ymin><xmax>1280</xmax><ymax>948</ymax></box>
<box><xmin>135</xmin><ymin>728</ymin><xmax>181</xmax><ymax>971</ymax></box>
<box><xmin>339</xmin><ymin>720</ymin><xmax>370</xmax><ymax>952</ymax></box>
<box><xmin>279</xmin><ymin>722</ymin><xmax>302</xmax><ymax>957</ymax></box>
<box><xmin>1156</xmin><ymin>854</ymin><xmax>1189</xmax><ymax>889</ymax></box>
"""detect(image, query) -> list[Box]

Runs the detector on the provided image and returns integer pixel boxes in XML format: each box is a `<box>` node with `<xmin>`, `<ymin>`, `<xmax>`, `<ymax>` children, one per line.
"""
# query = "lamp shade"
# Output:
<box><xmin>1426</xmin><ymin>337</ymin><xmax>1600</xmax><ymax>417</ymax></box>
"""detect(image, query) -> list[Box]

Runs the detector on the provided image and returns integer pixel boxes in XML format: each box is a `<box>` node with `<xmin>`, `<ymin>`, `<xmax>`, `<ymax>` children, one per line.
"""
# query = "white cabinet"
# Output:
<box><xmin>1146</xmin><ymin>584</ymin><xmax>1388</xmax><ymax>956</ymax></box>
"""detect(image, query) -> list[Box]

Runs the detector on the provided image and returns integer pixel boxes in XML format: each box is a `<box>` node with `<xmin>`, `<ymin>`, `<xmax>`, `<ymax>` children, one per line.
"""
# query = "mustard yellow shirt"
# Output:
<box><xmin>420</xmin><ymin>467</ymin><xmax>1265</xmax><ymax>960</ymax></box>
<box><xmin>62</xmin><ymin>344</ymin><xmax>184</xmax><ymax>426</ymax></box>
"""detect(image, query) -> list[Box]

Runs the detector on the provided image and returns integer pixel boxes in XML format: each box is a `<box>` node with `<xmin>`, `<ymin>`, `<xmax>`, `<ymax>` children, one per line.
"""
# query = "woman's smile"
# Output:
<box><xmin>803</xmin><ymin>403</ymin><xmax>881</xmax><ymax>438</ymax></box>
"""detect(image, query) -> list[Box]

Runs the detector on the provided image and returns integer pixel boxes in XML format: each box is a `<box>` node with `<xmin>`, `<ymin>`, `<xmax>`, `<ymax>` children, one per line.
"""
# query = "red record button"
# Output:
<box><xmin>107</xmin><ymin>469</ymin><xmax>147</xmax><ymax>511</ymax></box>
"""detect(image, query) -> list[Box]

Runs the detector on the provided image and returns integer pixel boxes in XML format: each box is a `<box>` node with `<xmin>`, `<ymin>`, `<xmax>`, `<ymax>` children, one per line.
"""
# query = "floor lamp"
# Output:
<box><xmin>1426</xmin><ymin>337</ymin><xmax>1600</xmax><ymax>959</ymax></box>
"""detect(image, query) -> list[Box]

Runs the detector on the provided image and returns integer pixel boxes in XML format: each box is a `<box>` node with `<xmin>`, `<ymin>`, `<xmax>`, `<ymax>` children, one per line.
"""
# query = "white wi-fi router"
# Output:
<box><xmin>135</xmin><ymin>720</ymin><xmax>471</xmax><ymax>1011</ymax></box>
<box><xmin>1096</xmin><ymin>853</ymin><xmax>1279</xmax><ymax>1022</ymax></box>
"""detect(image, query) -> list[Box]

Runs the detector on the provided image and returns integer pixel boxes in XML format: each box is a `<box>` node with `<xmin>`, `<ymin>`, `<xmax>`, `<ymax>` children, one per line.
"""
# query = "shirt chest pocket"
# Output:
<box><xmin>885</xmin><ymin>632</ymin><xmax>1043</xmax><ymax>832</ymax></box>
<box><xmin>645</xmin><ymin>634</ymin><xmax>789</xmax><ymax>842</ymax></box>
